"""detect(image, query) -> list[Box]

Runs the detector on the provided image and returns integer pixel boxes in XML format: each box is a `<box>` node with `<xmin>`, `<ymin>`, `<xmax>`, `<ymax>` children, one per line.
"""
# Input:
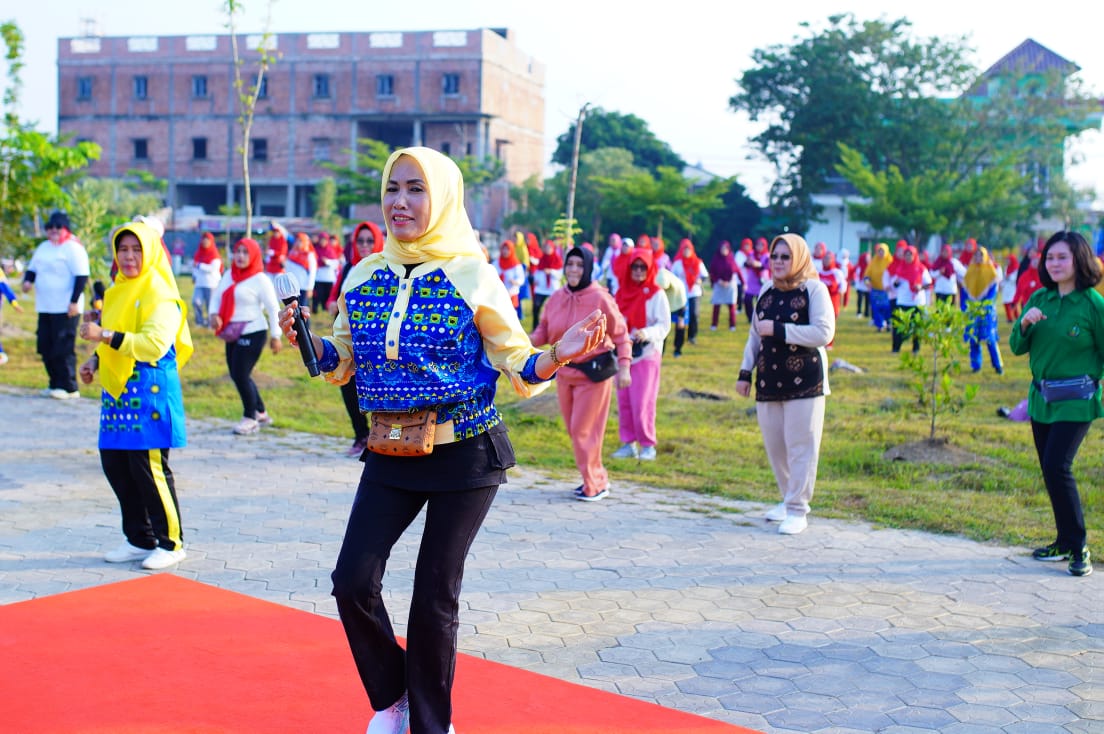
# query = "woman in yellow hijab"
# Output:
<box><xmin>78</xmin><ymin>220</ymin><xmax>192</xmax><ymax>571</ymax></box>
<box><xmin>864</xmin><ymin>242</ymin><xmax>894</xmax><ymax>331</ymax></box>
<box><xmin>961</xmin><ymin>245</ymin><xmax>1004</xmax><ymax>374</ymax></box>
<box><xmin>280</xmin><ymin>146</ymin><xmax>607</xmax><ymax>734</ymax></box>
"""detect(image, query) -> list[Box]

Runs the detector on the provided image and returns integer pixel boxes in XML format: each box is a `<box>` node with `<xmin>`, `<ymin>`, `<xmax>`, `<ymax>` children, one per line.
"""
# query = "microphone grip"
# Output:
<box><xmin>282</xmin><ymin>296</ymin><xmax>320</xmax><ymax>377</ymax></box>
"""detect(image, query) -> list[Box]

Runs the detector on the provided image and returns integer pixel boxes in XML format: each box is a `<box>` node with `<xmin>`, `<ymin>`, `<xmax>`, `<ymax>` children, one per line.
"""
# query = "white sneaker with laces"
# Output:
<box><xmin>778</xmin><ymin>514</ymin><xmax>808</xmax><ymax>535</ymax></box>
<box><xmin>611</xmin><ymin>443</ymin><xmax>638</xmax><ymax>459</ymax></box>
<box><xmin>233</xmin><ymin>417</ymin><xmax>259</xmax><ymax>435</ymax></box>
<box><xmin>104</xmin><ymin>541</ymin><xmax>154</xmax><ymax>563</ymax></box>
<box><xmin>764</xmin><ymin>503</ymin><xmax>788</xmax><ymax>522</ymax></box>
<box><xmin>365</xmin><ymin>692</ymin><xmax>409</xmax><ymax>734</ymax></box>
<box><xmin>141</xmin><ymin>547</ymin><xmax>187</xmax><ymax>570</ymax></box>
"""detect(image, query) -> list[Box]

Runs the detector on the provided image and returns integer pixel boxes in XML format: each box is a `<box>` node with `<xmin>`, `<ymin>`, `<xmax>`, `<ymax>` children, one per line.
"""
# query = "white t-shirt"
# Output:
<box><xmin>27</xmin><ymin>237</ymin><xmax>89</xmax><ymax>313</ymax></box>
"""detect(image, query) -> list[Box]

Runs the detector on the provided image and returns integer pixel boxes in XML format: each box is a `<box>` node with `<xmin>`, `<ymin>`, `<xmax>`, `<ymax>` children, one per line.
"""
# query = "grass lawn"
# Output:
<box><xmin>2</xmin><ymin>275</ymin><xmax>1100</xmax><ymax>550</ymax></box>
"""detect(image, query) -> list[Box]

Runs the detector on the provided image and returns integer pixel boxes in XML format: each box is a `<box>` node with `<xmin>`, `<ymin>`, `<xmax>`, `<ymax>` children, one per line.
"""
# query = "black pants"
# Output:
<box><xmin>891</xmin><ymin>305</ymin><xmax>920</xmax><ymax>353</ymax></box>
<box><xmin>225</xmin><ymin>330</ymin><xmax>267</xmax><ymax>418</ymax></box>
<box><xmin>36</xmin><ymin>312</ymin><xmax>80</xmax><ymax>392</ymax></box>
<box><xmin>856</xmin><ymin>289</ymin><xmax>869</xmax><ymax>317</ymax></box>
<box><xmin>531</xmin><ymin>293</ymin><xmax>549</xmax><ymax>330</ymax></box>
<box><xmin>743</xmin><ymin>292</ymin><xmax>757</xmax><ymax>322</ymax></box>
<box><xmin>341</xmin><ymin>379</ymin><xmax>369</xmax><ymax>441</ymax></box>
<box><xmin>332</xmin><ymin>480</ymin><xmax>498</xmax><ymax>734</ymax></box>
<box><xmin>313</xmin><ymin>281</ymin><xmax>334</xmax><ymax>314</ymax></box>
<box><xmin>1031</xmin><ymin>420</ymin><xmax>1091</xmax><ymax>553</ymax></box>
<box><xmin>101</xmin><ymin>448</ymin><xmax>183</xmax><ymax>551</ymax></box>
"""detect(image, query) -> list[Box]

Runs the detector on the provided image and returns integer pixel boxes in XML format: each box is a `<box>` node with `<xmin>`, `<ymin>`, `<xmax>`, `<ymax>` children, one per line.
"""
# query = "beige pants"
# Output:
<box><xmin>756</xmin><ymin>396</ymin><xmax>826</xmax><ymax>517</ymax></box>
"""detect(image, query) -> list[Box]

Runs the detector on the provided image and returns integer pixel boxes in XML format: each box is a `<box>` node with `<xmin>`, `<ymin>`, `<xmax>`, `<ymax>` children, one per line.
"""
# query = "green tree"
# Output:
<box><xmin>551</xmin><ymin>108</ymin><xmax>685</xmax><ymax>175</ymax></box>
<box><xmin>730</xmin><ymin>14</ymin><xmax>975</xmax><ymax>231</ymax></box>
<box><xmin>703</xmin><ymin>178</ymin><xmax>763</xmax><ymax>252</ymax></box>
<box><xmin>322</xmin><ymin>138</ymin><xmax>392</xmax><ymax>211</ymax></box>
<box><xmin>67</xmin><ymin>178</ymin><xmax>163</xmax><ymax>281</ymax></box>
<box><xmin>893</xmin><ymin>299</ymin><xmax>982</xmax><ymax>440</ymax></box>
<box><xmin>593</xmin><ymin>166</ymin><xmax>729</xmax><ymax>243</ymax></box>
<box><xmin>312</xmin><ymin>177</ymin><xmax>343</xmax><ymax>236</ymax></box>
<box><xmin>836</xmin><ymin>143</ymin><xmax>1032</xmax><ymax>250</ymax></box>
<box><xmin>1</xmin><ymin>21</ymin><xmax>99</xmax><ymax>259</ymax></box>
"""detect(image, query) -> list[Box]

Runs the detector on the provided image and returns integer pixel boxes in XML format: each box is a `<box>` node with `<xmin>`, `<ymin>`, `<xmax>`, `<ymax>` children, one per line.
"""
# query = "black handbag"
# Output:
<box><xmin>1035</xmin><ymin>375</ymin><xmax>1098</xmax><ymax>403</ymax></box>
<box><xmin>568</xmin><ymin>349</ymin><xmax>618</xmax><ymax>382</ymax></box>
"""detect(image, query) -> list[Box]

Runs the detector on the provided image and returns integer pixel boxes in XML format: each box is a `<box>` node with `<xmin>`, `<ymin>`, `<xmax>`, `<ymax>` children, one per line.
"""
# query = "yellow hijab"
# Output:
<box><xmin>380</xmin><ymin>147</ymin><xmax>484</xmax><ymax>265</ymax></box>
<box><xmin>963</xmin><ymin>246</ymin><xmax>999</xmax><ymax>299</ymax></box>
<box><xmin>770</xmin><ymin>233</ymin><xmax>819</xmax><ymax>291</ymax></box>
<box><xmin>865</xmin><ymin>243</ymin><xmax>893</xmax><ymax>290</ymax></box>
<box><xmin>98</xmin><ymin>222</ymin><xmax>193</xmax><ymax>399</ymax></box>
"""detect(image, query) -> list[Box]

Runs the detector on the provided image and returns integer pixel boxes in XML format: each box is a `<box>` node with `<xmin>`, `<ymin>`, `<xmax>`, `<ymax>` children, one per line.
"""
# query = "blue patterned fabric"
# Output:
<box><xmin>98</xmin><ymin>346</ymin><xmax>186</xmax><ymax>450</ymax></box>
<box><xmin>342</xmin><ymin>266</ymin><xmax>542</xmax><ymax>440</ymax></box>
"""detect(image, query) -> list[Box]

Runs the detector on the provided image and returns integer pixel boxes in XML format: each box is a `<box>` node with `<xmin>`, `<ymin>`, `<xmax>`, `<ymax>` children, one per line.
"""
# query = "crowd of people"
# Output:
<box><xmin>4</xmin><ymin>154</ymin><xmax>1103</xmax><ymax>731</ymax></box>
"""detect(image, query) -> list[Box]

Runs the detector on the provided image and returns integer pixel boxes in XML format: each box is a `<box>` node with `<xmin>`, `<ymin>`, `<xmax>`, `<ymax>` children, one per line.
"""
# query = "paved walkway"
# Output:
<box><xmin>1</xmin><ymin>387</ymin><xmax>1101</xmax><ymax>733</ymax></box>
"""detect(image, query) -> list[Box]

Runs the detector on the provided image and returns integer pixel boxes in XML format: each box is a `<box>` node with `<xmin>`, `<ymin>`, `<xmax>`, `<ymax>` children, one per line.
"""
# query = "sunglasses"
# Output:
<box><xmin>630</xmin><ymin>264</ymin><xmax>648</xmax><ymax>271</ymax></box>
<box><xmin>770</xmin><ymin>253</ymin><xmax>791</xmax><ymax>261</ymax></box>
<box><xmin>356</xmin><ymin>237</ymin><xmax>374</xmax><ymax>245</ymax></box>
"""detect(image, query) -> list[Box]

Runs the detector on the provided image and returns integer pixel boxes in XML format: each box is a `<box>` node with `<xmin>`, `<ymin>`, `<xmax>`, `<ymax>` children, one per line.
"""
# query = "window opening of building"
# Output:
<box><xmin>313</xmin><ymin>74</ymin><xmax>331</xmax><ymax>98</ymax></box>
<box><xmin>77</xmin><ymin>77</ymin><xmax>93</xmax><ymax>101</ymax></box>
<box><xmin>133</xmin><ymin>75</ymin><xmax>148</xmax><ymax>100</ymax></box>
<box><xmin>442</xmin><ymin>73</ymin><xmax>460</xmax><ymax>95</ymax></box>
<box><xmin>376</xmin><ymin>74</ymin><xmax>394</xmax><ymax>97</ymax></box>
<box><xmin>192</xmin><ymin>75</ymin><xmax>208</xmax><ymax>98</ymax></box>
<box><xmin>192</xmin><ymin>137</ymin><xmax>208</xmax><ymax>160</ymax></box>
<box><xmin>133</xmin><ymin>138</ymin><xmax>149</xmax><ymax>160</ymax></box>
<box><xmin>252</xmin><ymin>138</ymin><xmax>268</xmax><ymax>161</ymax></box>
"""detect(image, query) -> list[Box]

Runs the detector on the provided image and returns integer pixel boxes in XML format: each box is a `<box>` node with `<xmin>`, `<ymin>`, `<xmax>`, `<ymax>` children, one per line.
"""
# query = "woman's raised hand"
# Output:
<box><xmin>557</xmin><ymin>309</ymin><xmax>607</xmax><ymax>362</ymax></box>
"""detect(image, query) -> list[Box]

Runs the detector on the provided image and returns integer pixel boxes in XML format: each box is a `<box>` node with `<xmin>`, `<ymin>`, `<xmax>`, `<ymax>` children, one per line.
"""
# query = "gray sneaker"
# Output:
<box><xmin>611</xmin><ymin>443</ymin><xmax>638</xmax><ymax>459</ymax></box>
<box><xmin>638</xmin><ymin>445</ymin><xmax>657</xmax><ymax>461</ymax></box>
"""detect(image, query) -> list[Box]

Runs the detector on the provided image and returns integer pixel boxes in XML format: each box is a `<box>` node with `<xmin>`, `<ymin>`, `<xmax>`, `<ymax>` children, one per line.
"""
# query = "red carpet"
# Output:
<box><xmin>0</xmin><ymin>576</ymin><xmax>758</xmax><ymax>733</ymax></box>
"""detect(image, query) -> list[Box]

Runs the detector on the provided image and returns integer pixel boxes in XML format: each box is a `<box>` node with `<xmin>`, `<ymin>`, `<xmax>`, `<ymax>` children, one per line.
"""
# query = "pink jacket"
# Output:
<box><xmin>530</xmin><ymin>283</ymin><xmax>632</xmax><ymax>366</ymax></box>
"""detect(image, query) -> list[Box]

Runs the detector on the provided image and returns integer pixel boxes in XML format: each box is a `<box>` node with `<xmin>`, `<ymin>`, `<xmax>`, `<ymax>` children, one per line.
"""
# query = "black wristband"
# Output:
<box><xmin>109</xmin><ymin>330</ymin><xmax>125</xmax><ymax>350</ymax></box>
<box><xmin>738</xmin><ymin>369</ymin><xmax>752</xmax><ymax>383</ymax></box>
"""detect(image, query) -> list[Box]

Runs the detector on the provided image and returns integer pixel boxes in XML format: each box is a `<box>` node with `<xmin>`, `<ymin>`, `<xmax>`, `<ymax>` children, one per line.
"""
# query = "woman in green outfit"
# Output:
<box><xmin>1009</xmin><ymin>231</ymin><xmax>1104</xmax><ymax>577</ymax></box>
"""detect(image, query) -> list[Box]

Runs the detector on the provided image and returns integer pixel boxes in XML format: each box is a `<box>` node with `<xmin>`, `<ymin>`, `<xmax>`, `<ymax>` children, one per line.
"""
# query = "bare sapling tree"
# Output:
<box><xmin>225</xmin><ymin>0</ymin><xmax>279</xmax><ymax>235</ymax></box>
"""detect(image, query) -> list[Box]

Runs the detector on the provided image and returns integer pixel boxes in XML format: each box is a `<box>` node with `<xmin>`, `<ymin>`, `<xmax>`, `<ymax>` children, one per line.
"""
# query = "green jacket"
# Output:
<box><xmin>1009</xmin><ymin>286</ymin><xmax>1104</xmax><ymax>423</ymax></box>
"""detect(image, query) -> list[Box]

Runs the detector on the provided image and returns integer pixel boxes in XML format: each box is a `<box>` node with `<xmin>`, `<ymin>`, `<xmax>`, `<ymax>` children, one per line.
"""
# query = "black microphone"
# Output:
<box><xmin>273</xmin><ymin>272</ymin><xmax>320</xmax><ymax>377</ymax></box>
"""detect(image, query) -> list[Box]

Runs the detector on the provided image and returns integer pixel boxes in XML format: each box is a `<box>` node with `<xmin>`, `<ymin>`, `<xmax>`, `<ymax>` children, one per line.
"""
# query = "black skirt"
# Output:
<box><xmin>360</xmin><ymin>420</ymin><xmax>517</xmax><ymax>492</ymax></box>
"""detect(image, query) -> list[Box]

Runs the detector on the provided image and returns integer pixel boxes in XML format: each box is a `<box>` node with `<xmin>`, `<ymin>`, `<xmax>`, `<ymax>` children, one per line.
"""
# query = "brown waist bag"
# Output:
<box><xmin>366</xmin><ymin>408</ymin><xmax>438</xmax><ymax>456</ymax></box>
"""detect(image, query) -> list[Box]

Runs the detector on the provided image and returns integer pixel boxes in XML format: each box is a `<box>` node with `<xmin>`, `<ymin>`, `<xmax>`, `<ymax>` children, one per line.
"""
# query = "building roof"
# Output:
<box><xmin>979</xmin><ymin>38</ymin><xmax>1079</xmax><ymax>82</ymax></box>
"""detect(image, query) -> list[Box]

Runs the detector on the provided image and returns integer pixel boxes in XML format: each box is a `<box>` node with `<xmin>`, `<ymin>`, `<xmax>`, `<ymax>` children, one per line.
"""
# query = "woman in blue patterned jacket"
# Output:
<box><xmin>280</xmin><ymin>147</ymin><xmax>606</xmax><ymax>734</ymax></box>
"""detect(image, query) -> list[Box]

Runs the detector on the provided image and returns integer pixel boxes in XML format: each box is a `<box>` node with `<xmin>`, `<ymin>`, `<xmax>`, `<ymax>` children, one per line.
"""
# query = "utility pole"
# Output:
<box><xmin>565</xmin><ymin>103</ymin><xmax>589</xmax><ymax>246</ymax></box>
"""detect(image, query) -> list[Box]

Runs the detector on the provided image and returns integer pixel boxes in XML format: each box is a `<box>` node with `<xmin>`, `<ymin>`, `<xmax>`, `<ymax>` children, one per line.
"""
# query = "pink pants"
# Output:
<box><xmin>616</xmin><ymin>353</ymin><xmax>661</xmax><ymax>447</ymax></box>
<box><xmin>556</xmin><ymin>369</ymin><xmax>614</xmax><ymax>492</ymax></box>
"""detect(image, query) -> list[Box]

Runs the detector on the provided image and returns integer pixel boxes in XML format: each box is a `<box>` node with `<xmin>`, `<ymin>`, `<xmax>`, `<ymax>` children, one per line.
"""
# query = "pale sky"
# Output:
<box><xmin>9</xmin><ymin>0</ymin><xmax>1104</xmax><ymax>205</ymax></box>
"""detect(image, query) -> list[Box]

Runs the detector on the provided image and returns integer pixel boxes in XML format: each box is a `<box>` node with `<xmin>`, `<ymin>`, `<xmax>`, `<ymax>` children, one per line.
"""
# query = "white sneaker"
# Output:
<box><xmin>0</xmin><ymin>352</ymin><xmax>8</xmax><ymax>365</ymax></box>
<box><xmin>48</xmin><ymin>388</ymin><xmax>79</xmax><ymax>399</ymax></box>
<box><xmin>764</xmin><ymin>503</ymin><xmax>788</xmax><ymax>522</ymax></box>
<box><xmin>104</xmin><ymin>541</ymin><xmax>154</xmax><ymax>563</ymax></box>
<box><xmin>233</xmin><ymin>417</ymin><xmax>259</xmax><ymax>435</ymax></box>
<box><xmin>255</xmin><ymin>411</ymin><xmax>273</xmax><ymax>425</ymax></box>
<box><xmin>365</xmin><ymin>692</ymin><xmax>409</xmax><ymax>734</ymax></box>
<box><xmin>611</xmin><ymin>443</ymin><xmax>638</xmax><ymax>459</ymax></box>
<box><xmin>141</xmin><ymin>547</ymin><xmax>187</xmax><ymax>570</ymax></box>
<box><xmin>638</xmin><ymin>445</ymin><xmax>657</xmax><ymax>461</ymax></box>
<box><xmin>778</xmin><ymin>515</ymin><xmax>808</xmax><ymax>535</ymax></box>
<box><xmin>39</xmin><ymin>387</ymin><xmax>55</xmax><ymax>397</ymax></box>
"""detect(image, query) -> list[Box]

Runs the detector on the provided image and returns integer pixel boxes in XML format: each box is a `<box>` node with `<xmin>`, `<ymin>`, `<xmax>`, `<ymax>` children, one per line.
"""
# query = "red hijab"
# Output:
<box><xmin>264</xmin><ymin>229</ymin><xmax>288</xmax><ymax>274</ymax></box>
<box><xmin>615</xmin><ymin>249</ymin><xmax>659</xmax><ymax>330</ymax></box>
<box><xmin>894</xmin><ymin>246</ymin><xmax>926</xmax><ymax>292</ymax></box>
<box><xmin>932</xmin><ymin>244</ymin><xmax>956</xmax><ymax>278</ymax></box>
<box><xmin>960</xmin><ymin>237</ymin><xmax>978</xmax><ymax>266</ymax></box>
<box><xmin>193</xmin><ymin>232</ymin><xmax>220</xmax><ymax>267</ymax></box>
<box><xmin>288</xmin><ymin>233</ymin><xmax>316</xmax><ymax>270</ymax></box>
<box><xmin>217</xmin><ymin>238</ymin><xmax>263</xmax><ymax>334</ymax></box>
<box><xmin>538</xmin><ymin>242</ymin><xmax>563</xmax><ymax>272</ymax></box>
<box><xmin>498</xmin><ymin>240</ymin><xmax>520</xmax><ymax>271</ymax></box>
<box><xmin>674</xmin><ymin>238</ymin><xmax>703</xmax><ymax>290</ymax></box>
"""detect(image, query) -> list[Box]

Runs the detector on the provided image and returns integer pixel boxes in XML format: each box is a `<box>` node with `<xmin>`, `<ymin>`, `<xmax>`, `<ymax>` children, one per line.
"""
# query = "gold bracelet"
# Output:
<box><xmin>549</xmin><ymin>341</ymin><xmax>571</xmax><ymax>367</ymax></box>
